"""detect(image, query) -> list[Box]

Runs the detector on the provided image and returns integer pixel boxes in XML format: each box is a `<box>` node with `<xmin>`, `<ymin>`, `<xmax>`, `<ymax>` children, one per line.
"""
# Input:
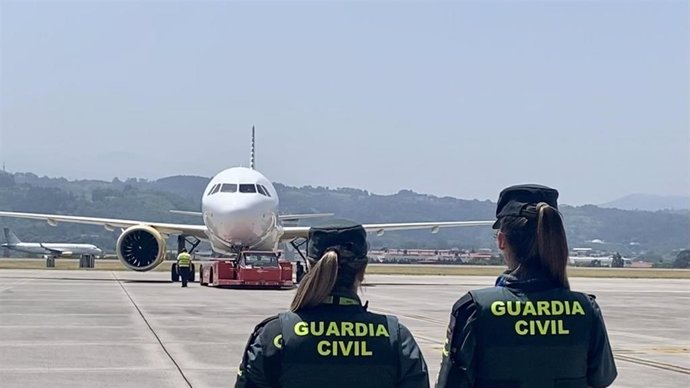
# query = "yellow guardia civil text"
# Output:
<box><xmin>293</xmin><ymin>321</ymin><xmax>390</xmax><ymax>357</ymax></box>
<box><xmin>491</xmin><ymin>300</ymin><xmax>586</xmax><ymax>335</ymax></box>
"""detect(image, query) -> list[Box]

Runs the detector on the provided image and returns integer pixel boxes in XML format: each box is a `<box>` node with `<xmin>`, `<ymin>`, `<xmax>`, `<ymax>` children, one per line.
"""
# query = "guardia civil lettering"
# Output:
<box><xmin>490</xmin><ymin>300</ymin><xmax>586</xmax><ymax>336</ymax></box>
<box><xmin>293</xmin><ymin>320</ymin><xmax>390</xmax><ymax>357</ymax></box>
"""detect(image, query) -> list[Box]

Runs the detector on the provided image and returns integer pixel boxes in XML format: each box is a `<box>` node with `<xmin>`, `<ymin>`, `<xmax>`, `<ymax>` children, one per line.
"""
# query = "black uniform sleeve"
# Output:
<box><xmin>397</xmin><ymin>322</ymin><xmax>431</xmax><ymax>388</ymax></box>
<box><xmin>235</xmin><ymin>317</ymin><xmax>282</xmax><ymax>388</ymax></box>
<box><xmin>586</xmin><ymin>296</ymin><xmax>618</xmax><ymax>387</ymax></box>
<box><xmin>435</xmin><ymin>293</ymin><xmax>478</xmax><ymax>388</ymax></box>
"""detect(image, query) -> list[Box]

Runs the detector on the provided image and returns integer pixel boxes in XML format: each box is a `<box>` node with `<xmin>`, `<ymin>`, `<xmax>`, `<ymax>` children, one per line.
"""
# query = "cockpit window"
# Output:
<box><xmin>207</xmin><ymin>184</ymin><xmax>219</xmax><ymax>196</ymax></box>
<box><xmin>210</xmin><ymin>184</ymin><xmax>221</xmax><ymax>195</ymax></box>
<box><xmin>260</xmin><ymin>185</ymin><xmax>272</xmax><ymax>197</ymax></box>
<box><xmin>239</xmin><ymin>184</ymin><xmax>257</xmax><ymax>193</ymax></box>
<box><xmin>257</xmin><ymin>185</ymin><xmax>268</xmax><ymax>197</ymax></box>
<box><xmin>221</xmin><ymin>184</ymin><xmax>238</xmax><ymax>193</ymax></box>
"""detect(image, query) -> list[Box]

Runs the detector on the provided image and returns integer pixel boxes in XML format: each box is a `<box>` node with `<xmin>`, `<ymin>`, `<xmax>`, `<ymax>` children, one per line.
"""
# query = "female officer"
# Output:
<box><xmin>236</xmin><ymin>221</ymin><xmax>430</xmax><ymax>388</ymax></box>
<box><xmin>436</xmin><ymin>184</ymin><xmax>617</xmax><ymax>388</ymax></box>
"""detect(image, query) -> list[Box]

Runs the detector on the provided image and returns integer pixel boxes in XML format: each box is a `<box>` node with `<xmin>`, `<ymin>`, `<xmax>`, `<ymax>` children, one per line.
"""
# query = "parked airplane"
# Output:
<box><xmin>569</xmin><ymin>256</ymin><xmax>632</xmax><ymax>267</ymax></box>
<box><xmin>0</xmin><ymin>127</ymin><xmax>493</xmax><ymax>272</ymax></box>
<box><xmin>1</xmin><ymin>228</ymin><xmax>102</xmax><ymax>258</ymax></box>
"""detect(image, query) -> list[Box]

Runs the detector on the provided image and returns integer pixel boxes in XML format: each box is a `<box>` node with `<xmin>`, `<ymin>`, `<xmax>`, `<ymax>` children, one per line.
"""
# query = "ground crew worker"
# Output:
<box><xmin>176</xmin><ymin>248</ymin><xmax>191</xmax><ymax>288</ymax></box>
<box><xmin>436</xmin><ymin>184</ymin><xmax>617</xmax><ymax>388</ymax></box>
<box><xmin>235</xmin><ymin>221</ymin><xmax>430</xmax><ymax>388</ymax></box>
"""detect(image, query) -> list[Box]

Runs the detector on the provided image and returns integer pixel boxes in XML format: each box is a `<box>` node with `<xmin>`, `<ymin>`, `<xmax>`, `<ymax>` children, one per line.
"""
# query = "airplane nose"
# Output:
<box><xmin>210</xmin><ymin>197</ymin><xmax>274</xmax><ymax>245</ymax></box>
<box><xmin>221</xmin><ymin>200</ymin><xmax>268</xmax><ymax>223</ymax></box>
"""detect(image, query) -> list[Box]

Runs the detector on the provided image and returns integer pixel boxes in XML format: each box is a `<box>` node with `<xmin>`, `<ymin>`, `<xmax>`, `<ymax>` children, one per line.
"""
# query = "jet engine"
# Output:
<box><xmin>116</xmin><ymin>225</ymin><xmax>166</xmax><ymax>271</ymax></box>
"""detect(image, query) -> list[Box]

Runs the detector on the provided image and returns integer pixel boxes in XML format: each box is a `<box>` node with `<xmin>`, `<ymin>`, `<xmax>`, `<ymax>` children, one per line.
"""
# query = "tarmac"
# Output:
<box><xmin>0</xmin><ymin>269</ymin><xmax>688</xmax><ymax>387</ymax></box>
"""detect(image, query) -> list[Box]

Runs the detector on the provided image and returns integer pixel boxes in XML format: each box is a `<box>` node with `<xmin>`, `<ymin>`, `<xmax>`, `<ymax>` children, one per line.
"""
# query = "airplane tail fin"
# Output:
<box><xmin>3</xmin><ymin>228</ymin><xmax>21</xmax><ymax>245</ymax></box>
<box><xmin>250</xmin><ymin>126</ymin><xmax>255</xmax><ymax>170</ymax></box>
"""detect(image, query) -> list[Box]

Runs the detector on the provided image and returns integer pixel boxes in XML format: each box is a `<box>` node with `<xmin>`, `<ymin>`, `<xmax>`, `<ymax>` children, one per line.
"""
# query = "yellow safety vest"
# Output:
<box><xmin>177</xmin><ymin>252</ymin><xmax>191</xmax><ymax>267</ymax></box>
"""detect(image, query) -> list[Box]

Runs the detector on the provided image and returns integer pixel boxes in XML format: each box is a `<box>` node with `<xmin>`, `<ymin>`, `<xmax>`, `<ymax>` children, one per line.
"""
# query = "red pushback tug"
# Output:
<box><xmin>199</xmin><ymin>251</ymin><xmax>294</xmax><ymax>288</ymax></box>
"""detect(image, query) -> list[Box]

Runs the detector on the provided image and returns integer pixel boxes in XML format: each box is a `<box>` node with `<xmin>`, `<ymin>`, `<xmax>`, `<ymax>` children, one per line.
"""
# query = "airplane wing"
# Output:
<box><xmin>168</xmin><ymin>210</ymin><xmax>333</xmax><ymax>223</ymax></box>
<box><xmin>39</xmin><ymin>243</ymin><xmax>68</xmax><ymax>255</ymax></box>
<box><xmin>281</xmin><ymin>220</ymin><xmax>494</xmax><ymax>241</ymax></box>
<box><xmin>278</xmin><ymin>213</ymin><xmax>334</xmax><ymax>222</ymax></box>
<box><xmin>0</xmin><ymin>211</ymin><xmax>208</xmax><ymax>239</ymax></box>
<box><xmin>169</xmin><ymin>210</ymin><xmax>203</xmax><ymax>217</ymax></box>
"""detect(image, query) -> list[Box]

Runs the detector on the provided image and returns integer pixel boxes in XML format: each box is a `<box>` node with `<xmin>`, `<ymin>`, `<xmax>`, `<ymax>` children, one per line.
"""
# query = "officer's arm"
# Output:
<box><xmin>435</xmin><ymin>293</ymin><xmax>478</xmax><ymax>388</ymax></box>
<box><xmin>235</xmin><ymin>318</ymin><xmax>282</xmax><ymax>388</ymax></box>
<box><xmin>397</xmin><ymin>323</ymin><xmax>430</xmax><ymax>388</ymax></box>
<box><xmin>586</xmin><ymin>297</ymin><xmax>618</xmax><ymax>388</ymax></box>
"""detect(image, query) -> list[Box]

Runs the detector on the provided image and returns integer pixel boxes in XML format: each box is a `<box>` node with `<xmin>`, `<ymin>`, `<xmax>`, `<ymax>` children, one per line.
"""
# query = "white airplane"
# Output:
<box><xmin>0</xmin><ymin>128</ymin><xmax>493</xmax><ymax>272</ymax></box>
<box><xmin>569</xmin><ymin>256</ymin><xmax>632</xmax><ymax>267</ymax></box>
<box><xmin>1</xmin><ymin>228</ymin><xmax>102</xmax><ymax>258</ymax></box>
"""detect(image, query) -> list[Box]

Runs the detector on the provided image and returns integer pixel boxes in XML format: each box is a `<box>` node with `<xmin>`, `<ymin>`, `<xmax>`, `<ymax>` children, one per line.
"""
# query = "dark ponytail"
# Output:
<box><xmin>500</xmin><ymin>202</ymin><xmax>570</xmax><ymax>289</ymax></box>
<box><xmin>535</xmin><ymin>202</ymin><xmax>570</xmax><ymax>289</ymax></box>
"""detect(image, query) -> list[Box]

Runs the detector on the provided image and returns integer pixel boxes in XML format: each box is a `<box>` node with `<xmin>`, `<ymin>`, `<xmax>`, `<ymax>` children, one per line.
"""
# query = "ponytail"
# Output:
<box><xmin>290</xmin><ymin>251</ymin><xmax>339</xmax><ymax>311</ymax></box>
<box><xmin>500</xmin><ymin>202</ymin><xmax>570</xmax><ymax>289</ymax></box>
<box><xmin>536</xmin><ymin>202</ymin><xmax>570</xmax><ymax>289</ymax></box>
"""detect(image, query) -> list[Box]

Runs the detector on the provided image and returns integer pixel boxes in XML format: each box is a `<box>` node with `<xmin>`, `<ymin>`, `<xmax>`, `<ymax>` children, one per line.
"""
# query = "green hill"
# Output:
<box><xmin>1</xmin><ymin>171</ymin><xmax>687</xmax><ymax>258</ymax></box>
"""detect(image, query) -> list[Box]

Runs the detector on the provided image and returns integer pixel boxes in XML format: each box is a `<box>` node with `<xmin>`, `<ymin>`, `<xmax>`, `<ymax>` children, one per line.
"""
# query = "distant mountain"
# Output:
<box><xmin>600</xmin><ymin>194</ymin><xmax>690</xmax><ymax>211</ymax></box>
<box><xmin>150</xmin><ymin>175</ymin><xmax>210</xmax><ymax>202</ymax></box>
<box><xmin>1</xmin><ymin>171</ymin><xmax>688</xmax><ymax>255</ymax></box>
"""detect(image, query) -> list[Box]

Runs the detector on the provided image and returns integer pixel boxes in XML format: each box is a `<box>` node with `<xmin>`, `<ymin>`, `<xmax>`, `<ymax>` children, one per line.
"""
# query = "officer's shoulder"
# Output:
<box><xmin>451</xmin><ymin>291</ymin><xmax>481</xmax><ymax>315</ymax></box>
<box><xmin>367</xmin><ymin>310</ymin><xmax>400</xmax><ymax>325</ymax></box>
<box><xmin>568</xmin><ymin>290</ymin><xmax>601</xmax><ymax>311</ymax></box>
<box><xmin>251</xmin><ymin>314</ymin><xmax>281</xmax><ymax>335</ymax></box>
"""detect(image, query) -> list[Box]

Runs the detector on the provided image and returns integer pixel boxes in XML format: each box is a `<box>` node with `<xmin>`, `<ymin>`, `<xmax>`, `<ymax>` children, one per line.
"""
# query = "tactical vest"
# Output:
<box><xmin>469</xmin><ymin>287</ymin><xmax>594</xmax><ymax>388</ymax></box>
<box><xmin>177</xmin><ymin>253</ymin><xmax>191</xmax><ymax>267</ymax></box>
<box><xmin>276</xmin><ymin>302</ymin><xmax>400</xmax><ymax>388</ymax></box>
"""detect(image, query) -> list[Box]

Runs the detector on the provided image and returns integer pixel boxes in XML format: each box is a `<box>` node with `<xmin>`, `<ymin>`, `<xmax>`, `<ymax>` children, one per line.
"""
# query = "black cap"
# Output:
<box><xmin>492</xmin><ymin>184</ymin><xmax>559</xmax><ymax>229</ymax></box>
<box><xmin>307</xmin><ymin>220</ymin><xmax>368</xmax><ymax>262</ymax></box>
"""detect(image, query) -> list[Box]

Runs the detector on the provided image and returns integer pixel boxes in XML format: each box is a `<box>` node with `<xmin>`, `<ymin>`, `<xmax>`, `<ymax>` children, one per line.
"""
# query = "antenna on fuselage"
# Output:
<box><xmin>250</xmin><ymin>126</ymin><xmax>255</xmax><ymax>170</ymax></box>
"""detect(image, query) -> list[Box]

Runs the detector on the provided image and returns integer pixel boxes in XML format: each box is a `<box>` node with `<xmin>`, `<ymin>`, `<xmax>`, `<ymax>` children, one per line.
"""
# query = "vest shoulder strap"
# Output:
<box><xmin>468</xmin><ymin>287</ymin><xmax>500</xmax><ymax>310</ymax></box>
<box><xmin>278</xmin><ymin>311</ymin><xmax>299</xmax><ymax>332</ymax></box>
<box><xmin>385</xmin><ymin>314</ymin><xmax>401</xmax><ymax>379</ymax></box>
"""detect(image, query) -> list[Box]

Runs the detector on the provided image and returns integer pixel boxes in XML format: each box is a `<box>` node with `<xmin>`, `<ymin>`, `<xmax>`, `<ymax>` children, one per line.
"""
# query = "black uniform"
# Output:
<box><xmin>235</xmin><ymin>290</ymin><xmax>430</xmax><ymax>388</ymax></box>
<box><xmin>436</xmin><ymin>266</ymin><xmax>617</xmax><ymax>388</ymax></box>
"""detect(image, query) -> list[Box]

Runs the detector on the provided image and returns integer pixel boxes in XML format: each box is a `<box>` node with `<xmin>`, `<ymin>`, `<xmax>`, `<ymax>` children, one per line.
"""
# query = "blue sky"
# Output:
<box><xmin>1</xmin><ymin>0</ymin><xmax>688</xmax><ymax>205</ymax></box>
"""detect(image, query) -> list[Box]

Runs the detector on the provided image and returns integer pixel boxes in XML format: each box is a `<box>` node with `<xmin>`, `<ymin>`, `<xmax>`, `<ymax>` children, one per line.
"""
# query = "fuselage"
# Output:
<box><xmin>1</xmin><ymin>242</ymin><xmax>102</xmax><ymax>256</ymax></box>
<box><xmin>201</xmin><ymin>167</ymin><xmax>281</xmax><ymax>254</ymax></box>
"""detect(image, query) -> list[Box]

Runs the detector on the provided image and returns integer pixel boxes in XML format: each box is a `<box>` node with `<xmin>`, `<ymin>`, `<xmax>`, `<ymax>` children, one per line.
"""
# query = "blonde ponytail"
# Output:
<box><xmin>290</xmin><ymin>251</ymin><xmax>339</xmax><ymax>311</ymax></box>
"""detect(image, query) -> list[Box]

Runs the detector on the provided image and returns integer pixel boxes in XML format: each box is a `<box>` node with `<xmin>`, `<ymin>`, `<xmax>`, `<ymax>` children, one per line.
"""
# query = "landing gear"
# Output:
<box><xmin>177</xmin><ymin>235</ymin><xmax>201</xmax><ymax>255</ymax></box>
<box><xmin>171</xmin><ymin>263</ymin><xmax>179</xmax><ymax>282</ymax></box>
<box><xmin>199</xmin><ymin>265</ymin><xmax>207</xmax><ymax>286</ymax></box>
<box><xmin>171</xmin><ymin>263</ymin><xmax>195</xmax><ymax>283</ymax></box>
<box><xmin>290</xmin><ymin>238</ymin><xmax>309</xmax><ymax>283</ymax></box>
<box><xmin>171</xmin><ymin>235</ymin><xmax>202</xmax><ymax>283</ymax></box>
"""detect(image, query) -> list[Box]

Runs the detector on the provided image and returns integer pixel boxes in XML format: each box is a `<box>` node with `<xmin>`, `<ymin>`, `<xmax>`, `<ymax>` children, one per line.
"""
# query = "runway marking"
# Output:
<box><xmin>616</xmin><ymin>354</ymin><xmax>690</xmax><ymax>375</ymax></box>
<box><xmin>0</xmin><ymin>312</ymin><xmax>131</xmax><ymax>316</ymax></box>
<box><xmin>0</xmin><ymin>366</ymin><xmax>231</xmax><ymax>372</ymax></box>
<box><xmin>112</xmin><ymin>272</ymin><xmax>194</xmax><ymax>388</ymax></box>
<box><xmin>374</xmin><ymin>307</ymin><xmax>448</xmax><ymax>326</ymax></box>
<box><xmin>0</xmin><ymin>278</ymin><xmax>33</xmax><ymax>293</ymax></box>
<box><xmin>609</xmin><ymin>330</ymin><xmax>685</xmax><ymax>343</ymax></box>
<box><xmin>0</xmin><ymin>341</ymin><xmax>228</xmax><ymax>346</ymax></box>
